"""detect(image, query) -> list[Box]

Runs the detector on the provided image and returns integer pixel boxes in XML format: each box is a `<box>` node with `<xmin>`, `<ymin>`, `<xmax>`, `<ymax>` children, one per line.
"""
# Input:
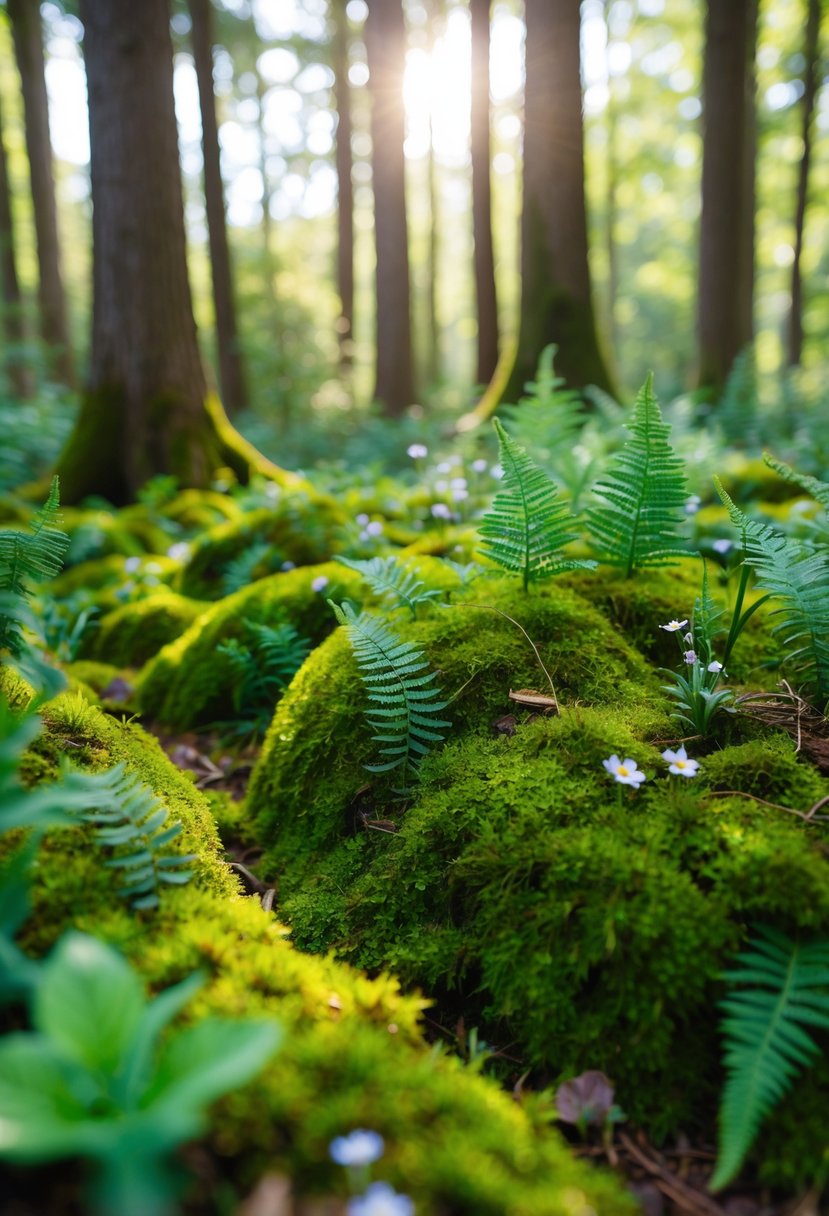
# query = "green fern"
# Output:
<box><xmin>336</xmin><ymin>555</ymin><xmax>442</xmax><ymax>618</ymax></box>
<box><xmin>587</xmin><ymin>375</ymin><xmax>688</xmax><ymax>577</ymax></box>
<box><xmin>0</xmin><ymin>477</ymin><xmax>69</xmax><ymax>656</ymax></box>
<box><xmin>763</xmin><ymin>453</ymin><xmax>829</xmax><ymax>512</ymax></box>
<box><xmin>479</xmin><ymin>419</ymin><xmax>593</xmax><ymax>591</ymax></box>
<box><xmin>78</xmin><ymin>765</ymin><xmax>194</xmax><ymax>910</ymax></box>
<box><xmin>718</xmin><ymin>346</ymin><xmax>758</xmax><ymax>447</ymax></box>
<box><xmin>216</xmin><ymin>619</ymin><xmax>311</xmax><ymax>738</ymax></box>
<box><xmin>221</xmin><ymin>541</ymin><xmax>281</xmax><ymax>596</ymax></box>
<box><xmin>712</xmin><ymin>925</ymin><xmax>829</xmax><ymax>1190</ymax></box>
<box><xmin>715</xmin><ymin>479</ymin><xmax>829</xmax><ymax>705</ymax></box>
<box><xmin>330</xmin><ymin>601</ymin><xmax>450</xmax><ymax>781</ymax></box>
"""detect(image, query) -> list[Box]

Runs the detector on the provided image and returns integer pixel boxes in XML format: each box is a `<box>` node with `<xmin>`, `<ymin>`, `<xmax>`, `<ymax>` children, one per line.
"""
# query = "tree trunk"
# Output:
<box><xmin>332</xmin><ymin>0</ymin><xmax>355</xmax><ymax>366</ymax></box>
<box><xmin>366</xmin><ymin>0</ymin><xmax>414</xmax><ymax>416</ymax></box>
<box><xmin>188</xmin><ymin>0</ymin><xmax>249</xmax><ymax>414</ymax></box>
<box><xmin>7</xmin><ymin>0</ymin><xmax>74</xmax><ymax>386</ymax></box>
<box><xmin>787</xmin><ymin>0</ymin><xmax>822</xmax><ymax>369</ymax></box>
<box><xmin>56</xmin><ymin>0</ymin><xmax>275</xmax><ymax>505</ymax></box>
<box><xmin>0</xmin><ymin>89</ymin><xmax>34</xmax><ymax>398</ymax></box>
<box><xmin>503</xmin><ymin>0</ymin><xmax>613</xmax><ymax>402</ymax></box>
<box><xmin>470</xmin><ymin>0</ymin><xmax>498</xmax><ymax>386</ymax></box>
<box><xmin>697</xmin><ymin>0</ymin><xmax>758</xmax><ymax>395</ymax></box>
<box><xmin>603</xmin><ymin>0</ymin><xmax>619</xmax><ymax>365</ymax></box>
<box><xmin>426</xmin><ymin>103</ymin><xmax>440</xmax><ymax>385</ymax></box>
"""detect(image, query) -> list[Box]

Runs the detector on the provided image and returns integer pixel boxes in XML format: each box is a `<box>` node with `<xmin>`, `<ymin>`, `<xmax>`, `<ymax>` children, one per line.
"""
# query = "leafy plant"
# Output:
<box><xmin>0</xmin><ymin>931</ymin><xmax>280</xmax><ymax>1216</ymax></box>
<box><xmin>763</xmin><ymin>453</ymin><xmax>829</xmax><ymax>512</ymax></box>
<box><xmin>661</xmin><ymin>658</ymin><xmax>734</xmax><ymax>737</ymax></box>
<box><xmin>330</xmin><ymin>601</ymin><xmax>450</xmax><ymax>781</ymax></box>
<box><xmin>587</xmin><ymin>375</ymin><xmax>688</xmax><ymax>577</ymax></box>
<box><xmin>337</xmin><ymin>555</ymin><xmax>443</xmax><ymax>618</ymax></box>
<box><xmin>479</xmin><ymin>419</ymin><xmax>593</xmax><ymax>591</ymax></box>
<box><xmin>0</xmin><ymin>476</ymin><xmax>69</xmax><ymax>657</ymax></box>
<box><xmin>712</xmin><ymin>925</ymin><xmax>829</xmax><ymax>1191</ymax></box>
<box><xmin>221</xmin><ymin>540</ymin><xmax>281</xmax><ymax>596</ymax></box>
<box><xmin>717</xmin><ymin>346</ymin><xmax>758</xmax><ymax>448</ymax></box>
<box><xmin>716</xmin><ymin>479</ymin><xmax>829</xmax><ymax>706</ymax></box>
<box><xmin>216</xmin><ymin>619</ymin><xmax>311</xmax><ymax>739</ymax></box>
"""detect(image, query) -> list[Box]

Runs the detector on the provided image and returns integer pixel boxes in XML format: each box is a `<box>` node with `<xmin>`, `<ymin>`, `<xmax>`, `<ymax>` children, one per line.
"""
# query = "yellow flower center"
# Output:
<box><xmin>676</xmin><ymin>760</ymin><xmax>686</xmax><ymax>769</ymax></box>
<box><xmin>617</xmin><ymin>765</ymin><xmax>629</xmax><ymax>776</ymax></box>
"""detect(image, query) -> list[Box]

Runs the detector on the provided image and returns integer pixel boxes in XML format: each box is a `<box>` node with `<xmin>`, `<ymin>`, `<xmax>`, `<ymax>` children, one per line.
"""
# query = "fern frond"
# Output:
<box><xmin>718</xmin><ymin>346</ymin><xmax>758</xmax><ymax>447</ymax></box>
<box><xmin>78</xmin><ymin>767</ymin><xmax>194</xmax><ymax>910</ymax></box>
<box><xmin>715</xmin><ymin>479</ymin><xmax>829</xmax><ymax>704</ymax></box>
<box><xmin>331</xmin><ymin>601</ymin><xmax>450</xmax><ymax>781</ymax></box>
<box><xmin>336</xmin><ymin>556</ymin><xmax>442</xmax><ymax>618</ymax></box>
<box><xmin>221</xmin><ymin>541</ymin><xmax>276</xmax><ymax>595</ymax></box>
<box><xmin>763</xmin><ymin>453</ymin><xmax>829</xmax><ymax>512</ymax></box>
<box><xmin>216</xmin><ymin>619</ymin><xmax>310</xmax><ymax>738</ymax></box>
<box><xmin>479</xmin><ymin>419</ymin><xmax>593</xmax><ymax>591</ymax></box>
<box><xmin>712</xmin><ymin>925</ymin><xmax>829</xmax><ymax>1190</ymax></box>
<box><xmin>0</xmin><ymin>477</ymin><xmax>70</xmax><ymax>655</ymax></box>
<box><xmin>692</xmin><ymin>561</ymin><xmax>725</xmax><ymax>666</ymax></box>
<box><xmin>587</xmin><ymin>375</ymin><xmax>688</xmax><ymax>577</ymax></box>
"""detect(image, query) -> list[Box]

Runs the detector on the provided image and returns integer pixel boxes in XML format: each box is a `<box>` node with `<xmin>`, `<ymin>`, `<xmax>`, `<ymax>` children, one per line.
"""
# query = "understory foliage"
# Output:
<box><xmin>713</xmin><ymin>926</ymin><xmax>829</xmax><ymax>1190</ymax></box>
<box><xmin>330</xmin><ymin>601</ymin><xmax>450</xmax><ymax>780</ymax></box>
<box><xmin>336</xmin><ymin>555</ymin><xmax>443</xmax><ymax>618</ymax></box>
<box><xmin>479</xmin><ymin>419</ymin><xmax>592</xmax><ymax>590</ymax></box>
<box><xmin>0</xmin><ymin>478</ymin><xmax>69</xmax><ymax>657</ymax></box>
<box><xmin>587</xmin><ymin>375</ymin><xmax>688</xmax><ymax>576</ymax></box>
<box><xmin>216</xmin><ymin>619</ymin><xmax>311</xmax><ymax>738</ymax></box>
<box><xmin>716</xmin><ymin>479</ymin><xmax>829</xmax><ymax>706</ymax></box>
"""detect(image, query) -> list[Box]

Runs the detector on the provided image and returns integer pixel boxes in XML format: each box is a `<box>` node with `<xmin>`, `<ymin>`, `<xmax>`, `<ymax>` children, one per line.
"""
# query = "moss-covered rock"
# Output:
<box><xmin>160</xmin><ymin>487</ymin><xmax>242</xmax><ymax>529</ymax></box>
<box><xmin>5</xmin><ymin>689</ymin><xmax>632</xmax><ymax>1215</ymax></box>
<box><xmin>138</xmin><ymin>562</ymin><xmax>364</xmax><ymax>728</ymax></box>
<box><xmin>50</xmin><ymin>553</ymin><xmax>179</xmax><ymax>604</ymax></box>
<box><xmin>84</xmin><ymin>589</ymin><xmax>208</xmax><ymax>667</ymax></box>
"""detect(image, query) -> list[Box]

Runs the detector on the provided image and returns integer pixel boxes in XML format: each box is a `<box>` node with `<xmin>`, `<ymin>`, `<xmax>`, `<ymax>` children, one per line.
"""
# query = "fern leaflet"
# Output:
<box><xmin>712</xmin><ymin>925</ymin><xmax>829</xmax><ymax>1190</ymax></box>
<box><xmin>715</xmin><ymin>479</ymin><xmax>829</xmax><ymax>705</ymax></box>
<box><xmin>216</xmin><ymin>619</ymin><xmax>311</xmax><ymax>738</ymax></box>
<box><xmin>336</xmin><ymin>555</ymin><xmax>442</xmax><ymax>618</ymax></box>
<box><xmin>587</xmin><ymin>375</ymin><xmax>688</xmax><ymax>576</ymax></box>
<box><xmin>331</xmin><ymin>601</ymin><xmax>450</xmax><ymax>781</ymax></box>
<box><xmin>0</xmin><ymin>477</ymin><xmax>70</xmax><ymax>655</ymax></box>
<box><xmin>479</xmin><ymin>418</ymin><xmax>593</xmax><ymax>591</ymax></box>
<box><xmin>763</xmin><ymin>453</ymin><xmax>829</xmax><ymax>512</ymax></box>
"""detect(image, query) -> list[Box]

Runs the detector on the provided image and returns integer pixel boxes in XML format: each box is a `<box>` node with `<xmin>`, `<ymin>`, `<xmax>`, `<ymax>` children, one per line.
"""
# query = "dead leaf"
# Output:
<box><xmin>509</xmin><ymin>688</ymin><xmax>559</xmax><ymax>713</ymax></box>
<box><xmin>556</xmin><ymin>1070</ymin><xmax>615</xmax><ymax>1126</ymax></box>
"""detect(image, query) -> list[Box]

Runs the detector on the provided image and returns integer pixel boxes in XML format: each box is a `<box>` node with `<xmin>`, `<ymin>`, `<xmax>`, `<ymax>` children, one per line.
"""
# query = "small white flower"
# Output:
<box><xmin>683</xmin><ymin>632</ymin><xmax>694</xmax><ymax>646</ymax></box>
<box><xmin>356</xmin><ymin>513</ymin><xmax>370</xmax><ymax>526</ymax></box>
<box><xmin>166</xmin><ymin>542</ymin><xmax>191</xmax><ymax>562</ymax></box>
<box><xmin>329</xmin><ymin>1129</ymin><xmax>385</xmax><ymax>1167</ymax></box>
<box><xmin>124</xmin><ymin>556</ymin><xmax>141</xmax><ymax>573</ymax></box>
<box><xmin>431</xmin><ymin>503</ymin><xmax>452</xmax><ymax>520</ymax></box>
<box><xmin>311</xmin><ymin>575</ymin><xmax>329</xmax><ymax>592</ymax></box>
<box><xmin>602</xmin><ymin>755</ymin><xmax>647</xmax><ymax>789</ymax></box>
<box><xmin>685</xmin><ymin>495</ymin><xmax>702</xmax><ymax>515</ymax></box>
<box><xmin>684</xmin><ymin>649</ymin><xmax>697</xmax><ymax>665</ymax></box>
<box><xmin>437</xmin><ymin>460</ymin><xmax>452</xmax><ymax>474</ymax></box>
<box><xmin>435</xmin><ymin>479</ymin><xmax>449</xmax><ymax>493</ymax></box>
<box><xmin>348</xmin><ymin>1183</ymin><xmax>413</xmax><ymax>1216</ymax></box>
<box><xmin>281</xmin><ymin>560</ymin><xmax>296</xmax><ymax>571</ymax></box>
<box><xmin>660</xmin><ymin>619</ymin><xmax>688</xmax><ymax>633</ymax></box>
<box><xmin>450</xmin><ymin>477</ymin><xmax>467</xmax><ymax>490</ymax></box>
<box><xmin>661</xmin><ymin>746</ymin><xmax>700</xmax><ymax>777</ymax></box>
<box><xmin>451</xmin><ymin>488</ymin><xmax>469</xmax><ymax>502</ymax></box>
<box><xmin>490</xmin><ymin>464</ymin><xmax>504</xmax><ymax>479</ymax></box>
<box><xmin>471</xmin><ymin>458</ymin><xmax>488</xmax><ymax>473</ymax></box>
<box><xmin>707</xmin><ymin>660</ymin><xmax>723</xmax><ymax>673</ymax></box>
<box><xmin>366</xmin><ymin>520</ymin><xmax>384</xmax><ymax>537</ymax></box>
<box><xmin>712</xmin><ymin>538</ymin><xmax>733</xmax><ymax>554</ymax></box>
<box><xmin>407</xmin><ymin>443</ymin><xmax>428</xmax><ymax>459</ymax></box>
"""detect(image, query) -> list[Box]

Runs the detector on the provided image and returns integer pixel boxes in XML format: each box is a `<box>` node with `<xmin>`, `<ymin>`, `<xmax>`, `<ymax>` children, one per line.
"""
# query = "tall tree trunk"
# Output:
<box><xmin>0</xmin><ymin>89</ymin><xmax>34</xmax><ymax>398</ymax></box>
<box><xmin>366</xmin><ymin>0</ymin><xmax>414</xmax><ymax>416</ymax></box>
<box><xmin>7</xmin><ymin>0</ymin><xmax>74</xmax><ymax>386</ymax></box>
<box><xmin>787</xmin><ymin>0</ymin><xmax>822</xmax><ymax>369</ymax></box>
<box><xmin>603</xmin><ymin>0</ymin><xmax>619</xmax><ymax>365</ymax></box>
<box><xmin>470</xmin><ymin>0</ymin><xmax>498</xmax><ymax>386</ymax></box>
<box><xmin>426</xmin><ymin>100</ymin><xmax>440</xmax><ymax>385</ymax></box>
<box><xmin>255</xmin><ymin>68</ymin><xmax>277</xmax><ymax>308</ymax></box>
<box><xmin>503</xmin><ymin>0</ymin><xmax>613</xmax><ymax>402</ymax></box>
<box><xmin>332</xmin><ymin>0</ymin><xmax>355</xmax><ymax>366</ymax></box>
<box><xmin>56</xmin><ymin>0</ymin><xmax>275</xmax><ymax>505</ymax></box>
<box><xmin>188</xmin><ymin>0</ymin><xmax>249</xmax><ymax>414</ymax></box>
<box><xmin>697</xmin><ymin>0</ymin><xmax>758</xmax><ymax>395</ymax></box>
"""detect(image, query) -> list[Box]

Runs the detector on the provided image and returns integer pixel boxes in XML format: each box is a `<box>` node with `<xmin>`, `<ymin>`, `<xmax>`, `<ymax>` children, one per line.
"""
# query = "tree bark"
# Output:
<box><xmin>188</xmin><ymin>0</ymin><xmax>249</xmax><ymax>414</ymax></box>
<box><xmin>503</xmin><ymin>0</ymin><xmax>613</xmax><ymax>402</ymax></box>
<box><xmin>7</xmin><ymin>0</ymin><xmax>74</xmax><ymax>386</ymax></box>
<box><xmin>366</xmin><ymin>0</ymin><xmax>414</xmax><ymax>416</ymax></box>
<box><xmin>786</xmin><ymin>0</ymin><xmax>822</xmax><ymax>369</ymax></box>
<box><xmin>0</xmin><ymin>89</ymin><xmax>34</xmax><ymax>398</ymax></box>
<box><xmin>470</xmin><ymin>0</ymin><xmax>498</xmax><ymax>386</ymax></box>
<box><xmin>332</xmin><ymin>0</ymin><xmax>355</xmax><ymax>366</ymax></box>
<box><xmin>56</xmin><ymin>0</ymin><xmax>275</xmax><ymax>505</ymax></box>
<box><xmin>697</xmin><ymin>0</ymin><xmax>758</xmax><ymax>395</ymax></box>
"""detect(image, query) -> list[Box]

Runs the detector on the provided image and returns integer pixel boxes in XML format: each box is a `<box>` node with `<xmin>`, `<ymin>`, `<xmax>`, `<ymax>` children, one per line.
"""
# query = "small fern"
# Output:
<box><xmin>78</xmin><ymin>765</ymin><xmax>194</xmax><ymax>910</ymax></box>
<box><xmin>331</xmin><ymin>601</ymin><xmax>450</xmax><ymax>781</ymax></box>
<box><xmin>221</xmin><ymin>541</ymin><xmax>280</xmax><ymax>596</ymax></box>
<box><xmin>712</xmin><ymin>925</ymin><xmax>829</xmax><ymax>1190</ymax></box>
<box><xmin>587</xmin><ymin>375</ymin><xmax>688</xmax><ymax>576</ymax></box>
<box><xmin>479</xmin><ymin>419</ymin><xmax>593</xmax><ymax>591</ymax></box>
<box><xmin>336</xmin><ymin>555</ymin><xmax>443</xmax><ymax>618</ymax></box>
<box><xmin>216</xmin><ymin>619</ymin><xmax>311</xmax><ymax>738</ymax></box>
<box><xmin>715</xmin><ymin>478</ymin><xmax>829</xmax><ymax>705</ymax></box>
<box><xmin>718</xmin><ymin>346</ymin><xmax>758</xmax><ymax>447</ymax></box>
<box><xmin>0</xmin><ymin>477</ymin><xmax>69</xmax><ymax>656</ymax></box>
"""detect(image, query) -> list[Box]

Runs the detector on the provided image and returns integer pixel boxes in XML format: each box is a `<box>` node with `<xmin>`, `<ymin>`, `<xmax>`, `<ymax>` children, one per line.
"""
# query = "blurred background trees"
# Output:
<box><xmin>0</xmin><ymin>0</ymin><xmax>826</xmax><ymax>492</ymax></box>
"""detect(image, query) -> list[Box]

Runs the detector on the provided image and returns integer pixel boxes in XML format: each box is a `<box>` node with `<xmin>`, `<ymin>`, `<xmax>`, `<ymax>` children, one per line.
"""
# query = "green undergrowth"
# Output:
<box><xmin>4</xmin><ymin>687</ymin><xmax>632</xmax><ymax>1216</ymax></box>
<box><xmin>50</xmin><ymin>553</ymin><xmax>179</xmax><ymax>602</ymax></box>
<box><xmin>84</xmin><ymin>589</ymin><xmax>208</xmax><ymax>667</ymax></box>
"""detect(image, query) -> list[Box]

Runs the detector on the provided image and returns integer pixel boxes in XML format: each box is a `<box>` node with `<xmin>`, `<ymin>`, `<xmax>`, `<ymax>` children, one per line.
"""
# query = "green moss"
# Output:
<box><xmin>160</xmin><ymin>487</ymin><xmax>242</xmax><ymax>529</ymax></box>
<box><xmin>85</xmin><ymin>589</ymin><xmax>208</xmax><ymax>667</ymax></box>
<box><xmin>138</xmin><ymin>562</ymin><xmax>363</xmax><ymax>728</ymax></box>
<box><xmin>63</xmin><ymin>660</ymin><xmax>124</xmax><ymax>696</ymax></box>
<box><xmin>177</xmin><ymin>495</ymin><xmax>349</xmax><ymax>599</ymax></box>
<box><xmin>50</xmin><ymin>553</ymin><xmax>179</xmax><ymax>602</ymax></box>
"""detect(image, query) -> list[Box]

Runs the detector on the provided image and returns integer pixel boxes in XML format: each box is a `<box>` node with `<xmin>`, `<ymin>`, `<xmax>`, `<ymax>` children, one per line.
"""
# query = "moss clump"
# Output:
<box><xmin>138</xmin><ymin>562</ymin><xmax>363</xmax><ymax>728</ymax></box>
<box><xmin>160</xmin><ymin>487</ymin><xmax>242</xmax><ymax>529</ymax></box>
<box><xmin>84</xmin><ymin>589</ymin><xmax>208</xmax><ymax>667</ymax></box>
<box><xmin>50</xmin><ymin>553</ymin><xmax>179</xmax><ymax>603</ymax></box>
<box><xmin>177</xmin><ymin>495</ymin><xmax>349</xmax><ymax>599</ymax></box>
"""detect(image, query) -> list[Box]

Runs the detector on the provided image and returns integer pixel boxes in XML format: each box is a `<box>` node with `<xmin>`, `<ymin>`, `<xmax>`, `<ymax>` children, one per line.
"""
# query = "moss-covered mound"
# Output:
<box><xmin>245</xmin><ymin>578</ymin><xmax>829</xmax><ymax>1181</ymax></box>
<box><xmin>6</xmin><ymin>689</ymin><xmax>632</xmax><ymax>1215</ymax></box>
<box><xmin>50</xmin><ymin>553</ymin><xmax>179</xmax><ymax>603</ymax></box>
<box><xmin>177</xmin><ymin>494</ymin><xmax>349</xmax><ymax>599</ymax></box>
<box><xmin>138</xmin><ymin>562</ymin><xmax>364</xmax><ymax>728</ymax></box>
<box><xmin>84</xmin><ymin>589</ymin><xmax>208</xmax><ymax>667</ymax></box>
